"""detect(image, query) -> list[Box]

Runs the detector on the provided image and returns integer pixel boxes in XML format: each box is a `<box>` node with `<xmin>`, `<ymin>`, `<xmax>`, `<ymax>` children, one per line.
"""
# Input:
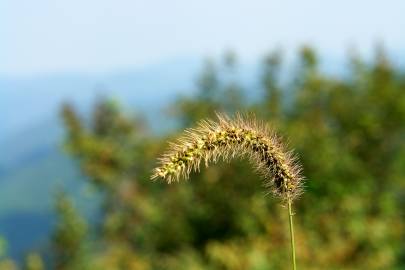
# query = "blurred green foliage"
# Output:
<box><xmin>52</xmin><ymin>193</ymin><xmax>88</xmax><ymax>270</ymax></box>
<box><xmin>24</xmin><ymin>253</ymin><xmax>44</xmax><ymax>270</ymax></box>
<box><xmin>18</xmin><ymin>47</ymin><xmax>405</xmax><ymax>269</ymax></box>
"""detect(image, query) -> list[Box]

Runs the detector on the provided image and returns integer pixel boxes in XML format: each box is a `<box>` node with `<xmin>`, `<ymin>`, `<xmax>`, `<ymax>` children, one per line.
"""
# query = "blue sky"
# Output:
<box><xmin>1</xmin><ymin>0</ymin><xmax>404</xmax><ymax>76</ymax></box>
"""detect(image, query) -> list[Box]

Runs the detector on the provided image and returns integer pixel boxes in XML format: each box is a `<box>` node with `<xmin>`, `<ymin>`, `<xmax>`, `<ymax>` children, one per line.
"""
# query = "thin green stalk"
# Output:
<box><xmin>288</xmin><ymin>197</ymin><xmax>297</xmax><ymax>270</ymax></box>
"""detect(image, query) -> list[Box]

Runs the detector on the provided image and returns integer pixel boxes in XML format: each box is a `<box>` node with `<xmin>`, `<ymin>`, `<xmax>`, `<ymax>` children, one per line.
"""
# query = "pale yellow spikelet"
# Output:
<box><xmin>151</xmin><ymin>113</ymin><xmax>304</xmax><ymax>201</ymax></box>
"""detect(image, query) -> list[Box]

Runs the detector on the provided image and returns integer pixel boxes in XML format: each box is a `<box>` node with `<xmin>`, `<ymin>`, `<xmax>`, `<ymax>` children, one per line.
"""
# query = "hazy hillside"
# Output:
<box><xmin>0</xmin><ymin>117</ymin><xmax>94</xmax><ymax>260</ymax></box>
<box><xmin>0</xmin><ymin>57</ymin><xmax>204</xmax><ymax>260</ymax></box>
<box><xmin>0</xmin><ymin>57</ymin><xmax>203</xmax><ymax>139</ymax></box>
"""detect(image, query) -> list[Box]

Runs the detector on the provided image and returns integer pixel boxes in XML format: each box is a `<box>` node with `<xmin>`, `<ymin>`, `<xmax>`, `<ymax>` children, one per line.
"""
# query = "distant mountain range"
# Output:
<box><xmin>0</xmin><ymin>57</ymin><xmax>206</xmax><ymax>260</ymax></box>
<box><xmin>0</xmin><ymin>57</ymin><xmax>204</xmax><ymax>138</ymax></box>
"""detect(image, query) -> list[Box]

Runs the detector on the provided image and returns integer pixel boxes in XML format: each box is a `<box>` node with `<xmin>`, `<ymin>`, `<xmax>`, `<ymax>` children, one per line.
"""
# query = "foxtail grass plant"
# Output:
<box><xmin>152</xmin><ymin>113</ymin><xmax>303</xmax><ymax>270</ymax></box>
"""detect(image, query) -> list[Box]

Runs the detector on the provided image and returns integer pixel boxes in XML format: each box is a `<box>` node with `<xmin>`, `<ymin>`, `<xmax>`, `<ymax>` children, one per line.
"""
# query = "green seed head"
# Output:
<box><xmin>151</xmin><ymin>113</ymin><xmax>304</xmax><ymax>201</ymax></box>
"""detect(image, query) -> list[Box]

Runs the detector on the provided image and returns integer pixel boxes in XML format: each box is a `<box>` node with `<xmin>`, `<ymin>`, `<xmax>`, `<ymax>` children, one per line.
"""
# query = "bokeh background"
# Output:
<box><xmin>1</xmin><ymin>1</ymin><xmax>405</xmax><ymax>269</ymax></box>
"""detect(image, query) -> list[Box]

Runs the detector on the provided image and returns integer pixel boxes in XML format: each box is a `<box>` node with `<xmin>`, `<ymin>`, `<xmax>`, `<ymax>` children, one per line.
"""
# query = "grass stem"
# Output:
<box><xmin>288</xmin><ymin>198</ymin><xmax>297</xmax><ymax>270</ymax></box>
